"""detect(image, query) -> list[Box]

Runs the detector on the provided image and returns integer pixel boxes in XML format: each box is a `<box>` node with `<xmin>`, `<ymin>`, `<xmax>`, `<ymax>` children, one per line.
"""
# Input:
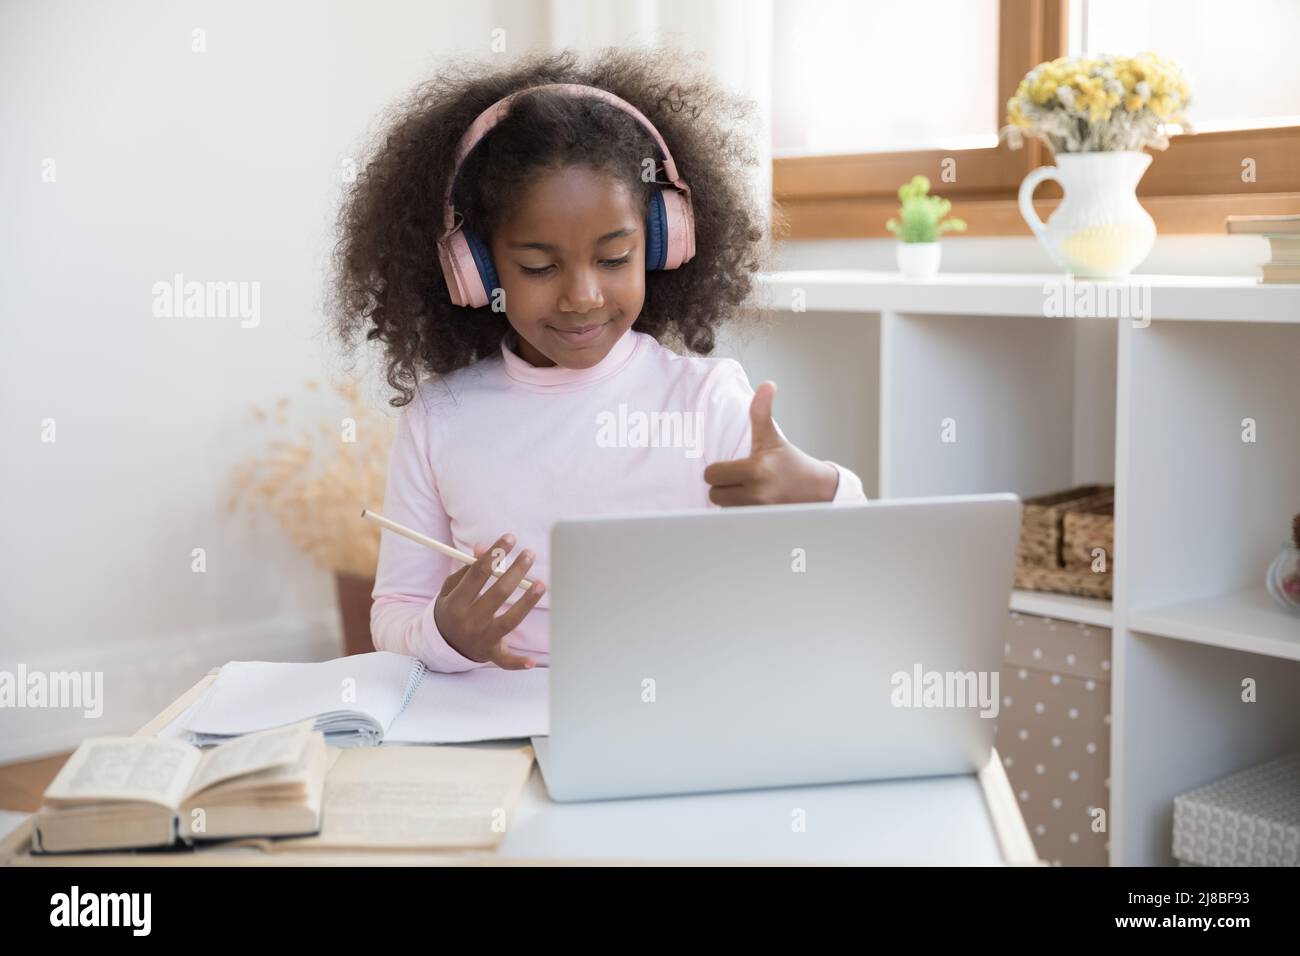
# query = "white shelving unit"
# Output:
<box><xmin>740</xmin><ymin>270</ymin><xmax>1300</xmax><ymax>867</ymax></box>
<box><xmin>1010</xmin><ymin>588</ymin><xmax>1113</xmax><ymax>627</ymax></box>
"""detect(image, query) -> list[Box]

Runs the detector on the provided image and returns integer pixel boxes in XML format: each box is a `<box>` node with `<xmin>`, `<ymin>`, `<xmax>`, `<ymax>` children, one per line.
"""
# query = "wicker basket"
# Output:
<box><xmin>1015</xmin><ymin>484</ymin><xmax>1115</xmax><ymax>599</ymax></box>
<box><xmin>1015</xmin><ymin>561</ymin><xmax>1113</xmax><ymax>598</ymax></box>
<box><xmin>1017</xmin><ymin>484</ymin><xmax>1109</xmax><ymax>566</ymax></box>
<box><xmin>1064</xmin><ymin>494</ymin><xmax>1115</xmax><ymax>571</ymax></box>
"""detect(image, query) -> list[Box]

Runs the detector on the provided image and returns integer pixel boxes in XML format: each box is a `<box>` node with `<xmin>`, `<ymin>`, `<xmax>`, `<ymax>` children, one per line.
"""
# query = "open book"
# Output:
<box><xmin>34</xmin><ymin>720</ymin><xmax>327</xmax><ymax>854</ymax></box>
<box><xmin>229</xmin><ymin>744</ymin><xmax>536</xmax><ymax>853</ymax></box>
<box><xmin>180</xmin><ymin>650</ymin><xmax>548</xmax><ymax>747</ymax></box>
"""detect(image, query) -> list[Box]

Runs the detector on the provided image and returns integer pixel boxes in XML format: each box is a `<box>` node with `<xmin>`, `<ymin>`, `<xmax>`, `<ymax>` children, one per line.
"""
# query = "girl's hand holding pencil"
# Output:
<box><xmin>433</xmin><ymin>535</ymin><xmax>544</xmax><ymax>669</ymax></box>
<box><xmin>361</xmin><ymin>511</ymin><xmax>544</xmax><ymax>669</ymax></box>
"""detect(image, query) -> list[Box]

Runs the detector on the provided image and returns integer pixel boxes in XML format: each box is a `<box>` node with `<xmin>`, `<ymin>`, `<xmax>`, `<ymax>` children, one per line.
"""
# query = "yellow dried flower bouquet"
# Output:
<box><xmin>228</xmin><ymin>377</ymin><xmax>393</xmax><ymax>654</ymax></box>
<box><xmin>1003</xmin><ymin>52</ymin><xmax>1192</xmax><ymax>154</ymax></box>
<box><xmin>1003</xmin><ymin>53</ymin><xmax>1192</xmax><ymax>277</ymax></box>
<box><xmin>228</xmin><ymin>377</ymin><xmax>392</xmax><ymax>578</ymax></box>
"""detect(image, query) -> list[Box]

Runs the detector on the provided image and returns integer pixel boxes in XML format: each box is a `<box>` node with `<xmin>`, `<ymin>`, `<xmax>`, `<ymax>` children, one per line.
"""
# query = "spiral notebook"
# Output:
<box><xmin>181</xmin><ymin>651</ymin><xmax>548</xmax><ymax>747</ymax></box>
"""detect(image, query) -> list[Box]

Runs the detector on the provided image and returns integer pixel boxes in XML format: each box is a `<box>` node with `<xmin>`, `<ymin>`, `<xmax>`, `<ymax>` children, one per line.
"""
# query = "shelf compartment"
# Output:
<box><xmin>1111</xmin><ymin>630</ymin><xmax>1300</xmax><ymax>865</ymax></box>
<box><xmin>880</xmin><ymin>312</ymin><xmax>1115</xmax><ymax>501</ymax></box>
<box><xmin>1122</xmin><ymin>320</ymin><xmax>1300</xmax><ymax>613</ymax></box>
<box><xmin>1010</xmin><ymin>589</ymin><xmax>1113</xmax><ymax>627</ymax></box>
<box><xmin>756</xmin><ymin>270</ymin><xmax>1300</xmax><ymax>322</ymax></box>
<box><xmin>1128</xmin><ymin>588</ymin><xmax>1300</xmax><ymax>662</ymax></box>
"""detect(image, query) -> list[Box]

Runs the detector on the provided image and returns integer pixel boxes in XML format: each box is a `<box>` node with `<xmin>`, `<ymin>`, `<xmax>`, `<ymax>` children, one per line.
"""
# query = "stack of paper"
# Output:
<box><xmin>386</xmin><ymin>666</ymin><xmax>550</xmax><ymax>744</ymax></box>
<box><xmin>179</xmin><ymin>651</ymin><xmax>549</xmax><ymax>747</ymax></box>
<box><xmin>184</xmin><ymin>652</ymin><xmax>424</xmax><ymax>747</ymax></box>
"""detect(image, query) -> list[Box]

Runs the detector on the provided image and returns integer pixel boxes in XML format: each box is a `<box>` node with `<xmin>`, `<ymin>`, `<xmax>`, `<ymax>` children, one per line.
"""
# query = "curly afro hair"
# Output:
<box><xmin>328</xmin><ymin>47</ymin><xmax>770</xmax><ymax>408</ymax></box>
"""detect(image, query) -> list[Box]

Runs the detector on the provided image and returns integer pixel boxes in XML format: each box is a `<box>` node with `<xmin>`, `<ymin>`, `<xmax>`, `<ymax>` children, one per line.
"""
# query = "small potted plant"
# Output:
<box><xmin>886</xmin><ymin>175</ymin><xmax>967</xmax><ymax>278</ymax></box>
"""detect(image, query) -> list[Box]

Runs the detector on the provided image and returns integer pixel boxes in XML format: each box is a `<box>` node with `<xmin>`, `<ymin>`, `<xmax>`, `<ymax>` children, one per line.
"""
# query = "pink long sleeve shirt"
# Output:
<box><xmin>370</xmin><ymin>327</ymin><xmax>868</xmax><ymax>672</ymax></box>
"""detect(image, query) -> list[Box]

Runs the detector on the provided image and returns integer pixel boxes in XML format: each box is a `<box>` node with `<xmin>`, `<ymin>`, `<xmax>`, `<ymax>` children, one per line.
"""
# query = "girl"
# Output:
<box><xmin>331</xmin><ymin>48</ymin><xmax>867</xmax><ymax>673</ymax></box>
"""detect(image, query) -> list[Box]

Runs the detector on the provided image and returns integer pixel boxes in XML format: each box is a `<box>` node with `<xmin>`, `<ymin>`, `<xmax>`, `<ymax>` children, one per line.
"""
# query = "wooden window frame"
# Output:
<box><xmin>771</xmin><ymin>0</ymin><xmax>1300</xmax><ymax>239</ymax></box>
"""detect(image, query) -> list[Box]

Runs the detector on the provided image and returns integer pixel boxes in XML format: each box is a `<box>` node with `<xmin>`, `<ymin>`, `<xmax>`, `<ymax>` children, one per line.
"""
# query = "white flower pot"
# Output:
<box><xmin>896</xmin><ymin>241</ymin><xmax>942</xmax><ymax>278</ymax></box>
<box><xmin>1018</xmin><ymin>150</ymin><xmax>1156</xmax><ymax>278</ymax></box>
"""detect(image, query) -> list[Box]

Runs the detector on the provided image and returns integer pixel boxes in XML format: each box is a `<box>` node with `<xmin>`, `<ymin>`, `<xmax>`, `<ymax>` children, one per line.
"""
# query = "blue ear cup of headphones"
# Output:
<box><xmin>462</xmin><ymin>227</ymin><xmax>502</xmax><ymax>300</ymax></box>
<box><xmin>463</xmin><ymin>188</ymin><xmax>672</xmax><ymax>297</ymax></box>
<box><xmin>643</xmin><ymin>190</ymin><xmax>669</xmax><ymax>271</ymax></box>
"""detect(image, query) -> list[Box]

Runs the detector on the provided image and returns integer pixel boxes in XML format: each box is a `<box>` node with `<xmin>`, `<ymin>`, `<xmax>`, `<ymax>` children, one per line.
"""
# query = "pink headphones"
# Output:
<box><xmin>436</xmin><ymin>83</ymin><xmax>697</xmax><ymax>309</ymax></box>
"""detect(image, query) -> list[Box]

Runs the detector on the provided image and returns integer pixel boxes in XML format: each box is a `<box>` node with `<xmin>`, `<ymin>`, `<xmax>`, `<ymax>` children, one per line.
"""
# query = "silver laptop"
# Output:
<box><xmin>533</xmin><ymin>493</ymin><xmax>1022</xmax><ymax>802</ymax></box>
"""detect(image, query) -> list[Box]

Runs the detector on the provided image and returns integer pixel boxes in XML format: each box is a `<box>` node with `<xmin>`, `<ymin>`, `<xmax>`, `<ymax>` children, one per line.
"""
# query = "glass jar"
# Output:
<box><xmin>1265</xmin><ymin>542</ymin><xmax>1300</xmax><ymax>614</ymax></box>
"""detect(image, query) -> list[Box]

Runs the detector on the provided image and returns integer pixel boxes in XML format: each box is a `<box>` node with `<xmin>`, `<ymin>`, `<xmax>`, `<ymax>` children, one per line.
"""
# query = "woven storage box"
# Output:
<box><xmin>996</xmin><ymin>611</ymin><xmax>1111</xmax><ymax>866</ymax></box>
<box><xmin>1017</xmin><ymin>485</ymin><xmax>1108</xmax><ymax>566</ymax></box>
<box><xmin>1063</xmin><ymin>492</ymin><xmax>1115</xmax><ymax>571</ymax></box>
<box><xmin>1015</xmin><ymin>562</ymin><xmax>1113</xmax><ymax>599</ymax></box>
<box><xmin>1015</xmin><ymin>485</ymin><xmax>1115</xmax><ymax>599</ymax></box>
<box><xmin>1172</xmin><ymin>752</ymin><xmax>1300</xmax><ymax>867</ymax></box>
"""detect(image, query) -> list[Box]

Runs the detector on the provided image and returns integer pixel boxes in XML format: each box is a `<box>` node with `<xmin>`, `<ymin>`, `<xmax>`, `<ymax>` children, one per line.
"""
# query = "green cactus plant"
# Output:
<box><xmin>885</xmin><ymin>175</ymin><xmax>967</xmax><ymax>243</ymax></box>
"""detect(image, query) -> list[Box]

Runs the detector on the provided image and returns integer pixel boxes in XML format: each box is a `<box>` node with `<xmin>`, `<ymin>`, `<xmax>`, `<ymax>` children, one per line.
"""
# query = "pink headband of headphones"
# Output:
<box><xmin>436</xmin><ymin>83</ymin><xmax>697</xmax><ymax>308</ymax></box>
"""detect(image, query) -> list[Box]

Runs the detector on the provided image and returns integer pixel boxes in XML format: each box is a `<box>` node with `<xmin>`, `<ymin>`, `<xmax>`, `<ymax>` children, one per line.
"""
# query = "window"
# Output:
<box><xmin>773</xmin><ymin>0</ymin><xmax>1001</xmax><ymax>155</ymax></box>
<box><xmin>1073</xmin><ymin>0</ymin><xmax>1300</xmax><ymax>132</ymax></box>
<box><xmin>772</xmin><ymin>0</ymin><xmax>1300</xmax><ymax>239</ymax></box>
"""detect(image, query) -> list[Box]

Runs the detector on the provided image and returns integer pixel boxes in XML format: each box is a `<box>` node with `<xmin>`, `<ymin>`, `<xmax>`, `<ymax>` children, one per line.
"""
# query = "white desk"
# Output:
<box><xmin>501</xmin><ymin>750</ymin><xmax>1020</xmax><ymax>864</ymax></box>
<box><xmin>2</xmin><ymin>672</ymin><xmax>1039</xmax><ymax>866</ymax></box>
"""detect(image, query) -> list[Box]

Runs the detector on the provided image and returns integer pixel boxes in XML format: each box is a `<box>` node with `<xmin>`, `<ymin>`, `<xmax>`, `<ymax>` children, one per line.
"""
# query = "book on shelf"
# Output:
<box><xmin>1257</xmin><ymin>236</ymin><xmax>1300</xmax><ymax>262</ymax></box>
<box><xmin>1225</xmin><ymin>216</ymin><xmax>1300</xmax><ymax>284</ymax></box>
<box><xmin>33</xmin><ymin>719</ymin><xmax>327</xmax><ymax>853</ymax></box>
<box><xmin>1260</xmin><ymin>263</ymin><xmax>1300</xmax><ymax>284</ymax></box>
<box><xmin>1225</xmin><ymin>214</ymin><xmax>1300</xmax><ymax>236</ymax></box>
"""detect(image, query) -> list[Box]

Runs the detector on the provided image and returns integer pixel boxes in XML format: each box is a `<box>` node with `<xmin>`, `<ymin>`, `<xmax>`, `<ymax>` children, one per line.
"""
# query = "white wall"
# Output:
<box><xmin>0</xmin><ymin>0</ymin><xmax>512</xmax><ymax>759</ymax></box>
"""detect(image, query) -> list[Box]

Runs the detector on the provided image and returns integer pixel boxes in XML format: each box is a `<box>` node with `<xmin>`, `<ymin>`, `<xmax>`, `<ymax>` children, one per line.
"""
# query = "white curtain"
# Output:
<box><xmin>495</xmin><ymin>0</ymin><xmax>774</xmax><ymax>228</ymax></box>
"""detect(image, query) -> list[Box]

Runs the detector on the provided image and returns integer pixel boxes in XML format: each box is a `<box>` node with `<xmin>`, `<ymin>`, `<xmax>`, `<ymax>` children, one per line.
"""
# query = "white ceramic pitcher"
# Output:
<box><xmin>1019</xmin><ymin>151</ymin><xmax>1156</xmax><ymax>277</ymax></box>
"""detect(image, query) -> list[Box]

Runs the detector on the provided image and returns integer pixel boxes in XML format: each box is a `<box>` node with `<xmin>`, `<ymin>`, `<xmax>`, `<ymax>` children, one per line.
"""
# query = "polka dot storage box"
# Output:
<box><xmin>1172</xmin><ymin>752</ymin><xmax>1300</xmax><ymax>867</ymax></box>
<box><xmin>996</xmin><ymin>611</ymin><xmax>1111</xmax><ymax>866</ymax></box>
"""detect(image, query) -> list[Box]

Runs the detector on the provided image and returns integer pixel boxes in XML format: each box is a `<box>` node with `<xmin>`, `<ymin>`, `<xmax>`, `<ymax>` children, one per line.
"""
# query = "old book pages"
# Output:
<box><xmin>236</xmin><ymin>744</ymin><xmax>535</xmax><ymax>853</ymax></box>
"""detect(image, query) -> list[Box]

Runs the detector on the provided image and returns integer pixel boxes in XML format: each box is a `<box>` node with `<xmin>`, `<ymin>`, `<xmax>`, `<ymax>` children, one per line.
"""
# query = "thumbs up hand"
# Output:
<box><xmin>703</xmin><ymin>381</ymin><xmax>841</xmax><ymax>507</ymax></box>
